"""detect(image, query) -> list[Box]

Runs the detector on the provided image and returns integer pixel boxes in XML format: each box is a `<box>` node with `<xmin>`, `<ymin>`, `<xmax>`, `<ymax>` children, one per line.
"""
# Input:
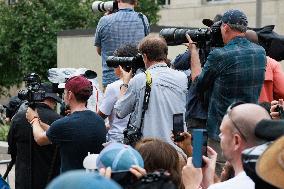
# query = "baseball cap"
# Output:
<box><xmin>46</xmin><ymin>170</ymin><xmax>122</xmax><ymax>189</ymax></box>
<box><xmin>40</xmin><ymin>83</ymin><xmax>62</xmax><ymax>103</ymax></box>
<box><xmin>65</xmin><ymin>75</ymin><xmax>93</xmax><ymax>97</ymax></box>
<box><xmin>256</xmin><ymin>136</ymin><xmax>284</xmax><ymax>189</ymax></box>
<box><xmin>255</xmin><ymin>119</ymin><xmax>284</xmax><ymax>141</ymax></box>
<box><xmin>221</xmin><ymin>9</ymin><xmax>248</xmax><ymax>29</ymax></box>
<box><xmin>96</xmin><ymin>143</ymin><xmax>144</xmax><ymax>172</ymax></box>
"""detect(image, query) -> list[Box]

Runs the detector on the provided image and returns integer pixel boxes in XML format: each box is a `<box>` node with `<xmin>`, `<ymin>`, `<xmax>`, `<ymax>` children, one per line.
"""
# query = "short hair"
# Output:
<box><xmin>227</xmin><ymin>23</ymin><xmax>247</xmax><ymax>33</ymax></box>
<box><xmin>120</xmin><ymin>0</ymin><xmax>137</xmax><ymax>5</ymax></box>
<box><xmin>73</xmin><ymin>88</ymin><xmax>92</xmax><ymax>103</ymax></box>
<box><xmin>135</xmin><ymin>138</ymin><xmax>181</xmax><ymax>188</ymax></box>
<box><xmin>138</xmin><ymin>34</ymin><xmax>168</xmax><ymax>62</ymax></box>
<box><xmin>113</xmin><ymin>44</ymin><xmax>139</xmax><ymax>57</ymax></box>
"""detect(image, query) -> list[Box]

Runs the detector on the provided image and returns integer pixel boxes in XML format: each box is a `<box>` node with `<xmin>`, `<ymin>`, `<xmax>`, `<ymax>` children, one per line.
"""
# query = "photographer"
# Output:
<box><xmin>114</xmin><ymin>34</ymin><xmax>187</xmax><ymax>147</ymax></box>
<box><xmin>26</xmin><ymin>76</ymin><xmax>106</xmax><ymax>173</ymax></box>
<box><xmin>8</xmin><ymin>83</ymin><xmax>61</xmax><ymax>189</ymax></box>
<box><xmin>94</xmin><ymin>0</ymin><xmax>149</xmax><ymax>88</ymax></box>
<box><xmin>186</xmin><ymin>9</ymin><xmax>266</xmax><ymax>171</ymax></box>
<box><xmin>98</xmin><ymin>44</ymin><xmax>139</xmax><ymax>142</ymax></box>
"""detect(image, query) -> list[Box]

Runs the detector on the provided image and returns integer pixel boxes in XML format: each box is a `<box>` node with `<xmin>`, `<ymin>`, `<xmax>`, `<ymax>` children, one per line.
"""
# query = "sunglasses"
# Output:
<box><xmin>226</xmin><ymin>101</ymin><xmax>247</xmax><ymax>142</ymax></box>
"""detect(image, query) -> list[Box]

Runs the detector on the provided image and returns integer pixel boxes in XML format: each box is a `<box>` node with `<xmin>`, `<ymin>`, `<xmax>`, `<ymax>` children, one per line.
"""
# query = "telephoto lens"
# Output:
<box><xmin>91</xmin><ymin>1</ymin><xmax>118</xmax><ymax>13</ymax></box>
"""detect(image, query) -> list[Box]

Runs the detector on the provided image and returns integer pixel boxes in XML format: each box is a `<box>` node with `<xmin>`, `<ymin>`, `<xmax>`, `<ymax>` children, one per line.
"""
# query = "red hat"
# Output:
<box><xmin>65</xmin><ymin>75</ymin><xmax>93</xmax><ymax>97</ymax></box>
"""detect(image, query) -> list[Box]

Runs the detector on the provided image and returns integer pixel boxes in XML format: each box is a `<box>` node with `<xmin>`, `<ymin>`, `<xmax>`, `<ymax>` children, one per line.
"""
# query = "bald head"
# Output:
<box><xmin>245</xmin><ymin>30</ymin><xmax>259</xmax><ymax>44</ymax></box>
<box><xmin>226</xmin><ymin>103</ymin><xmax>271</xmax><ymax>147</ymax></box>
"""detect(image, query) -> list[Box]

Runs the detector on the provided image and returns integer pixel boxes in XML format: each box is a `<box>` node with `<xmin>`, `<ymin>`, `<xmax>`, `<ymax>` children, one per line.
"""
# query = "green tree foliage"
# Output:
<box><xmin>0</xmin><ymin>0</ymin><xmax>160</xmax><ymax>95</ymax></box>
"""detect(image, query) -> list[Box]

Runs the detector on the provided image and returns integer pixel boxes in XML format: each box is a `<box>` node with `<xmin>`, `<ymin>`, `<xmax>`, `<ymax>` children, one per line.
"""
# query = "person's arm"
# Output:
<box><xmin>38</xmin><ymin>121</ymin><xmax>50</xmax><ymax>131</ymax></box>
<box><xmin>96</xmin><ymin>47</ymin><xmax>101</xmax><ymax>56</ymax></box>
<box><xmin>26</xmin><ymin>107</ymin><xmax>51</xmax><ymax>146</ymax></box>
<box><xmin>119</xmin><ymin>67</ymin><xmax>132</xmax><ymax>98</ymax></box>
<box><xmin>94</xmin><ymin>17</ymin><xmax>104</xmax><ymax>56</ymax></box>
<box><xmin>7</xmin><ymin>119</ymin><xmax>17</xmax><ymax>160</ymax></box>
<box><xmin>115</xmin><ymin>75</ymin><xmax>136</xmax><ymax>119</ymax></box>
<box><xmin>97</xmin><ymin>110</ymin><xmax>108</xmax><ymax>119</ymax></box>
<box><xmin>185</xmin><ymin>34</ymin><xmax>218</xmax><ymax>94</ymax></box>
<box><xmin>271</xmin><ymin>59</ymin><xmax>284</xmax><ymax>99</ymax></box>
<box><xmin>186</xmin><ymin>34</ymin><xmax>202</xmax><ymax>81</ymax></box>
<box><xmin>182</xmin><ymin>157</ymin><xmax>203</xmax><ymax>189</ymax></box>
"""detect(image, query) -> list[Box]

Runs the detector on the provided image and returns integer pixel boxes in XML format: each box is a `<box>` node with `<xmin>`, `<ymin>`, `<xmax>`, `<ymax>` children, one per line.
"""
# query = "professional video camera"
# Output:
<box><xmin>18</xmin><ymin>73</ymin><xmax>45</xmax><ymax>104</ymax></box>
<box><xmin>106</xmin><ymin>54</ymin><xmax>145</xmax><ymax>75</ymax></box>
<box><xmin>91</xmin><ymin>0</ymin><xmax>118</xmax><ymax>13</ymax></box>
<box><xmin>160</xmin><ymin>21</ymin><xmax>224</xmax><ymax>48</ymax></box>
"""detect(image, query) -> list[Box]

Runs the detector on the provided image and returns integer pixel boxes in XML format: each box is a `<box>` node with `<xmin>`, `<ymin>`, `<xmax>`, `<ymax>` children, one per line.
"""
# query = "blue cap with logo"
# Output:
<box><xmin>222</xmin><ymin>9</ymin><xmax>248</xmax><ymax>29</ymax></box>
<box><xmin>46</xmin><ymin>170</ymin><xmax>122</xmax><ymax>189</ymax></box>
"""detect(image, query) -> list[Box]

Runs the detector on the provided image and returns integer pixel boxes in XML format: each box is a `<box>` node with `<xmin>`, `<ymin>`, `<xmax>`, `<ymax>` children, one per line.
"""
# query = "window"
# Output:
<box><xmin>206</xmin><ymin>0</ymin><xmax>229</xmax><ymax>2</ymax></box>
<box><xmin>157</xmin><ymin>0</ymin><xmax>170</xmax><ymax>6</ymax></box>
<box><xmin>7</xmin><ymin>0</ymin><xmax>17</xmax><ymax>5</ymax></box>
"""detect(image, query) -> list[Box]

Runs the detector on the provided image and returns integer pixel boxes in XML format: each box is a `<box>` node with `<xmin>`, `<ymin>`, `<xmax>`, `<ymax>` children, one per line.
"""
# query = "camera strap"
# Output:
<box><xmin>138</xmin><ymin>13</ymin><xmax>149</xmax><ymax>36</ymax></box>
<box><xmin>139</xmin><ymin>70</ymin><xmax>152</xmax><ymax>131</ymax></box>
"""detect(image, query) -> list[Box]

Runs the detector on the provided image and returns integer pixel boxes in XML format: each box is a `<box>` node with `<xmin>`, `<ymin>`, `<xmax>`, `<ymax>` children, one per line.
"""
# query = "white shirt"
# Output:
<box><xmin>99</xmin><ymin>79</ymin><xmax>129</xmax><ymax>142</ymax></box>
<box><xmin>115</xmin><ymin>63</ymin><xmax>188</xmax><ymax>147</ymax></box>
<box><xmin>208</xmin><ymin>171</ymin><xmax>255</xmax><ymax>189</ymax></box>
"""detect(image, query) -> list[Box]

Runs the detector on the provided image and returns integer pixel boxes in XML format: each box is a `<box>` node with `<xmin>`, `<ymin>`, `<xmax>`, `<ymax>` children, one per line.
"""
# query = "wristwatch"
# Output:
<box><xmin>120</xmin><ymin>83</ymin><xmax>128</xmax><ymax>90</ymax></box>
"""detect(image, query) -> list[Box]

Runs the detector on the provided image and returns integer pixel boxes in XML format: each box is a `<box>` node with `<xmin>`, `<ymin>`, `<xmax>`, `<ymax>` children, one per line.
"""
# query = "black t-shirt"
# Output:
<box><xmin>8</xmin><ymin>103</ymin><xmax>61</xmax><ymax>189</ymax></box>
<box><xmin>46</xmin><ymin>110</ymin><xmax>106</xmax><ymax>173</ymax></box>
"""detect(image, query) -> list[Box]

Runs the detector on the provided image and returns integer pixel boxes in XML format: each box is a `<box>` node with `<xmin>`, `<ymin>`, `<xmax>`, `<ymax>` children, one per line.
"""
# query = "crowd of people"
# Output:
<box><xmin>1</xmin><ymin>0</ymin><xmax>284</xmax><ymax>189</ymax></box>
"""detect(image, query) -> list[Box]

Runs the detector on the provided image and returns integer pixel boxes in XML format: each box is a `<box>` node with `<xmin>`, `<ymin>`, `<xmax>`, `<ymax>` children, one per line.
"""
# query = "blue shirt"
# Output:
<box><xmin>115</xmin><ymin>63</ymin><xmax>188</xmax><ymax>147</ymax></box>
<box><xmin>195</xmin><ymin>37</ymin><xmax>266</xmax><ymax>140</ymax></box>
<box><xmin>94</xmin><ymin>8</ymin><xmax>149</xmax><ymax>86</ymax></box>
<box><xmin>46</xmin><ymin>110</ymin><xmax>106</xmax><ymax>172</ymax></box>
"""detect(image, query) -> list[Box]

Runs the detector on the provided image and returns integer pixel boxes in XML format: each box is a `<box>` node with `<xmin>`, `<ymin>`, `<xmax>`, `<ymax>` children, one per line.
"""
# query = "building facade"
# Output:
<box><xmin>158</xmin><ymin>0</ymin><xmax>284</xmax><ymax>33</ymax></box>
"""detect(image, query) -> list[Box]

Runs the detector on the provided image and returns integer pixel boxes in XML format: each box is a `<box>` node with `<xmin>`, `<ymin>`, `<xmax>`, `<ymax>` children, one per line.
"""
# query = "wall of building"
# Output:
<box><xmin>158</xmin><ymin>0</ymin><xmax>284</xmax><ymax>34</ymax></box>
<box><xmin>57</xmin><ymin>35</ymin><xmax>103</xmax><ymax>88</ymax></box>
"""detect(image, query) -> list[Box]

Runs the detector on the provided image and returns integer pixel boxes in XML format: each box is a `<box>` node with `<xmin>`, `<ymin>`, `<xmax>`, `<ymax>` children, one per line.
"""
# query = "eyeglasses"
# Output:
<box><xmin>226</xmin><ymin>101</ymin><xmax>247</xmax><ymax>142</ymax></box>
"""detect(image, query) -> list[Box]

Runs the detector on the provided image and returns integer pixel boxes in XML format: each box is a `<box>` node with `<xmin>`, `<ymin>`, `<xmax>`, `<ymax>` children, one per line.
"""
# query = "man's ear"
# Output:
<box><xmin>233</xmin><ymin>134</ymin><xmax>242</xmax><ymax>151</ymax></box>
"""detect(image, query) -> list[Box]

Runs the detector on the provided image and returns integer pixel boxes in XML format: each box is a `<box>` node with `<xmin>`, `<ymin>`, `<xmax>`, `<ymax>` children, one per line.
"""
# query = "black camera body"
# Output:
<box><xmin>106</xmin><ymin>54</ymin><xmax>145</xmax><ymax>74</ymax></box>
<box><xmin>275</xmin><ymin>105</ymin><xmax>284</xmax><ymax>119</ymax></box>
<box><xmin>18</xmin><ymin>73</ymin><xmax>45</xmax><ymax>103</ymax></box>
<box><xmin>160</xmin><ymin>21</ymin><xmax>224</xmax><ymax>48</ymax></box>
<box><xmin>123</xmin><ymin>125</ymin><xmax>142</xmax><ymax>147</ymax></box>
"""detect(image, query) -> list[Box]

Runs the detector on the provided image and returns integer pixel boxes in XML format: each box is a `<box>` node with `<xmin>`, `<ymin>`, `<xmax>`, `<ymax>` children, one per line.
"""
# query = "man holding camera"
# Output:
<box><xmin>115</xmin><ymin>34</ymin><xmax>187</xmax><ymax>147</ymax></box>
<box><xmin>26</xmin><ymin>76</ymin><xmax>106</xmax><ymax>173</ymax></box>
<box><xmin>186</xmin><ymin>9</ymin><xmax>266</xmax><ymax>170</ymax></box>
<box><xmin>97</xmin><ymin>44</ymin><xmax>139</xmax><ymax>143</ymax></box>
<box><xmin>94</xmin><ymin>0</ymin><xmax>149</xmax><ymax>88</ymax></box>
<box><xmin>8</xmin><ymin>83</ymin><xmax>62</xmax><ymax>189</ymax></box>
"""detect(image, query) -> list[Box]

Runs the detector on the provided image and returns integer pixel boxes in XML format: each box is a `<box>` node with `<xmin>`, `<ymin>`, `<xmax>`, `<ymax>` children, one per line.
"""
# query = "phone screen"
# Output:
<box><xmin>173</xmin><ymin>113</ymin><xmax>184</xmax><ymax>133</ymax></box>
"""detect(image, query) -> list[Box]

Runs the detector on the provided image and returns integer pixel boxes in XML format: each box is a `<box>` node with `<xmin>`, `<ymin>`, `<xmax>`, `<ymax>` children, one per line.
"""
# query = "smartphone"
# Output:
<box><xmin>111</xmin><ymin>171</ymin><xmax>136</xmax><ymax>186</ymax></box>
<box><xmin>192</xmin><ymin>129</ymin><xmax>208</xmax><ymax>168</ymax></box>
<box><xmin>173</xmin><ymin>113</ymin><xmax>185</xmax><ymax>142</ymax></box>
